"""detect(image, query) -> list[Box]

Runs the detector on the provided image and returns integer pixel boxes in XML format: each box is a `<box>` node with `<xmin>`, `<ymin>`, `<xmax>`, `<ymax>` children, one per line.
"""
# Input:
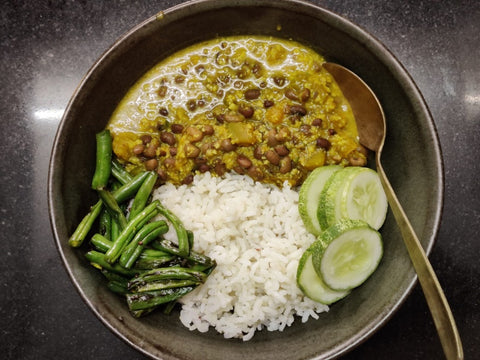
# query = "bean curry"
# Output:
<box><xmin>107</xmin><ymin>36</ymin><xmax>367</xmax><ymax>187</ymax></box>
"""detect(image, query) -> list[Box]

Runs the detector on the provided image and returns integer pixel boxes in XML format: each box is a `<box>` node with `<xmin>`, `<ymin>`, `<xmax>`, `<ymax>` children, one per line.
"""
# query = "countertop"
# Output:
<box><xmin>1</xmin><ymin>0</ymin><xmax>478</xmax><ymax>359</ymax></box>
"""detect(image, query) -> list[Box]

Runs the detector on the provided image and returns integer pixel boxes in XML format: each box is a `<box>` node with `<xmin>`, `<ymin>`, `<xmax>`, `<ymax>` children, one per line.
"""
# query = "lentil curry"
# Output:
<box><xmin>107</xmin><ymin>36</ymin><xmax>366</xmax><ymax>187</ymax></box>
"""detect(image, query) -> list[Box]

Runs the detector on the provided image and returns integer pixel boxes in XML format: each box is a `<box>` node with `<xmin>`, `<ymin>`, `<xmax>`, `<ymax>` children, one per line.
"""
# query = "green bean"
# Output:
<box><xmin>151</xmin><ymin>239</ymin><xmax>216</xmax><ymax>269</ymax></box>
<box><xmin>101</xmin><ymin>269</ymin><xmax>129</xmax><ymax>284</ymax></box>
<box><xmin>126</xmin><ymin>287</ymin><xmax>195</xmax><ymax>311</ymax></box>
<box><xmin>85</xmin><ymin>251</ymin><xmax>140</xmax><ymax>277</ymax></box>
<box><xmin>107</xmin><ymin>280</ymin><xmax>129</xmax><ymax>294</ymax></box>
<box><xmin>163</xmin><ymin>301</ymin><xmax>177</xmax><ymax>315</ymax></box>
<box><xmin>98</xmin><ymin>189</ymin><xmax>128</xmax><ymax>230</ymax></box>
<box><xmin>104</xmin><ymin>201</ymin><xmax>161</xmax><ymax>264</ymax></box>
<box><xmin>113</xmin><ymin>171</ymin><xmax>150</xmax><ymax>204</ymax></box>
<box><xmin>133</xmin><ymin>250</ymin><xmax>177</xmax><ymax>270</ymax></box>
<box><xmin>69</xmin><ymin>172</ymin><xmax>148</xmax><ymax>248</ymax></box>
<box><xmin>91</xmin><ymin>130</ymin><xmax>112</xmax><ymax>190</ymax></box>
<box><xmin>133</xmin><ymin>279</ymin><xmax>200</xmax><ymax>292</ymax></box>
<box><xmin>187</xmin><ymin>230</ymin><xmax>194</xmax><ymax>249</ymax></box>
<box><xmin>111</xmin><ymin>158</ymin><xmax>133</xmax><ymax>185</ymax></box>
<box><xmin>157</xmin><ymin>202</ymin><xmax>190</xmax><ymax>257</ymax></box>
<box><xmin>130</xmin><ymin>307</ymin><xmax>157</xmax><ymax>318</ymax></box>
<box><xmin>128</xmin><ymin>171</ymin><xmax>157</xmax><ymax>220</ymax></box>
<box><xmin>91</xmin><ymin>233</ymin><xmax>113</xmax><ymax>253</ymax></box>
<box><xmin>110</xmin><ymin>217</ymin><xmax>120</xmax><ymax>243</ymax></box>
<box><xmin>101</xmin><ymin>269</ymin><xmax>130</xmax><ymax>294</ymax></box>
<box><xmin>99</xmin><ymin>209</ymin><xmax>112</xmax><ymax>240</ymax></box>
<box><xmin>68</xmin><ymin>201</ymin><xmax>103</xmax><ymax>247</ymax></box>
<box><xmin>119</xmin><ymin>221</ymin><xmax>168</xmax><ymax>269</ymax></box>
<box><xmin>128</xmin><ymin>267</ymin><xmax>207</xmax><ymax>290</ymax></box>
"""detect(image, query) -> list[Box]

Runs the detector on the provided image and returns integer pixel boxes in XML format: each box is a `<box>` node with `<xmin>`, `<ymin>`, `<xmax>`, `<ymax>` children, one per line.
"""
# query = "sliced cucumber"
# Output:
<box><xmin>341</xmin><ymin>167</ymin><xmax>388</xmax><ymax>230</ymax></box>
<box><xmin>317</xmin><ymin>167</ymin><xmax>358</xmax><ymax>230</ymax></box>
<box><xmin>298</xmin><ymin>165</ymin><xmax>342</xmax><ymax>236</ymax></box>
<box><xmin>312</xmin><ymin>219</ymin><xmax>383</xmax><ymax>291</ymax></box>
<box><xmin>296</xmin><ymin>247</ymin><xmax>349</xmax><ymax>304</ymax></box>
<box><xmin>317</xmin><ymin>167</ymin><xmax>387</xmax><ymax>231</ymax></box>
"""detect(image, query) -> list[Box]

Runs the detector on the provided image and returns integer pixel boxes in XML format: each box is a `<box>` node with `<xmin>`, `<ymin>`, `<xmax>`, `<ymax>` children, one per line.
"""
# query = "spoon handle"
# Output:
<box><xmin>376</xmin><ymin>157</ymin><xmax>463</xmax><ymax>360</ymax></box>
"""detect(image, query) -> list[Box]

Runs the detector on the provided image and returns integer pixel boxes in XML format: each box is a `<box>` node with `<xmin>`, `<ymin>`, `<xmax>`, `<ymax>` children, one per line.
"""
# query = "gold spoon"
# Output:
<box><xmin>323</xmin><ymin>62</ymin><xmax>463</xmax><ymax>360</ymax></box>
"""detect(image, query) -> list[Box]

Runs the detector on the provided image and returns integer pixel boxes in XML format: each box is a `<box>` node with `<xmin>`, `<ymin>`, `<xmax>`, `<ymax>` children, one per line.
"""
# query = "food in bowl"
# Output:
<box><xmin>70</xmin><ymin>35</ymin><xmax>387</xmax><ymax>341</ymax></box>
<box><xmin>107</xmin><ymin>36</ymin><xmax>367</xmax><ymax>187</ymax></box>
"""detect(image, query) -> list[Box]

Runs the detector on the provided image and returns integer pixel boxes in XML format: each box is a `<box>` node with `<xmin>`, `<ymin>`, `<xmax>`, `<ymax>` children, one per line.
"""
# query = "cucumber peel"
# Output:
<box><xmin>298</xmin><ymin>165</ymin><xmax>342</xmax><ymax>236</ymax></box>
<box><xmin>296</xmin><ymin>247</ymin><xmax>350</xmax><ymax>304</ymax></box>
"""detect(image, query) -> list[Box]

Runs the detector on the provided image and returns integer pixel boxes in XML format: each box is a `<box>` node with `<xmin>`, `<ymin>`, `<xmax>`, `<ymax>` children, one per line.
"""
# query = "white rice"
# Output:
<box><xmin>152</xmin><ymin>172</ymin><xmax>328</xmax><ymax>341</ymax></box>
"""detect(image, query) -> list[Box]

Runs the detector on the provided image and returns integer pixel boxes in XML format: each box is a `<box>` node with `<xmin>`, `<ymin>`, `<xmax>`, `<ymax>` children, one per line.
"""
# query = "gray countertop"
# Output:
<box><xmin>1</xmin><ymin>0</ymin><xmax>478</xmax><ymax>359</ymax></box>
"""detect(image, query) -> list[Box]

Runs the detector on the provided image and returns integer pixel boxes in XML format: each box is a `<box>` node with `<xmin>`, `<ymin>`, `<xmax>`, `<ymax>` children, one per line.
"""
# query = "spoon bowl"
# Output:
<box><xmin>324</xmin><ymin>62</ymin><xmax>463</xmax><ymax>360</ymax></box>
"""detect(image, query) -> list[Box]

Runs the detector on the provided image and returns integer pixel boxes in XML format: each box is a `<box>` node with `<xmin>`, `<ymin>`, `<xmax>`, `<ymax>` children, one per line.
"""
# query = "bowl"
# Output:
<box><xmin>48</xmin><ymin>0</ymin><xmax>443</xmax><ymax>359</ymax></box>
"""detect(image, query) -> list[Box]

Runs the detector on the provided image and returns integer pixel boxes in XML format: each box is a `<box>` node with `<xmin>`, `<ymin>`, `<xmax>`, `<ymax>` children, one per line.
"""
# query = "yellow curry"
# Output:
<box><xmin>107</xmin><ymin>36</ymin><xmax>366</xmax><ymax>187</ymax></box>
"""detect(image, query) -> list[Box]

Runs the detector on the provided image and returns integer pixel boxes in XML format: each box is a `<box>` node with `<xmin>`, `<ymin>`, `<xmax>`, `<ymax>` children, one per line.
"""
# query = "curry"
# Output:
<box><xmin>107</xmin><ymin>36</ymin><xmax>366</xmax><ymax>187</ymax></box>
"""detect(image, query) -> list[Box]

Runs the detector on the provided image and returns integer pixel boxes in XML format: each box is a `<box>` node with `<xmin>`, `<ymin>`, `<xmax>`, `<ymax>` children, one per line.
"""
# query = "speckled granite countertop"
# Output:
<box><xmin>1</xmin><ymin>1</ymin><xmax>478</xmax><ymax>359</ymax></box>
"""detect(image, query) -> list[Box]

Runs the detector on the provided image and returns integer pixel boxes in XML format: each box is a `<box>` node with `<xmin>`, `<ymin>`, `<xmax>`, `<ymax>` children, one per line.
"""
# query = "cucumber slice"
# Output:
<box><xmin>297</xmin><ymin>247</ymin><xmax>350</xmax><ymax>304</ymax></box>
<box><xmin>317</xmin><ymin>167</ymin><xmax>388</xmax><ymax>230</ymax></box>
<box><xmin>317</xmin><ymin>167</ymin><xmax>359</xmax><ymax>230</ymax></box>
<box><xmin>299</xmin><ymin>165</ymin><xmax>342</xmax><ymax>235</ymax></box>
<box><xmin>312</xmin><ymin>219</ymin><xmax>383</xmax><ymax>291</ymax></box>
<box><xmin>341</xmin><ymin>167</ymin><xmax>388</xmax><ymax>230</ymax></box>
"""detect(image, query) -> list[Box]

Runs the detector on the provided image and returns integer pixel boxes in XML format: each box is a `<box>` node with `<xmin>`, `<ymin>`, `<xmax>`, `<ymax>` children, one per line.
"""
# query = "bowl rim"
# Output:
<box><xmin>48</xmin><ymin>0</ymin><xmax>444</xmax><ymax>359</ymax></box>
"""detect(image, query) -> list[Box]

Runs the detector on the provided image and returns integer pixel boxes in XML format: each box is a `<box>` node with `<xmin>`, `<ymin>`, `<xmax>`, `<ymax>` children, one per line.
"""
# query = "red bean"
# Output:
<box><xmin>133</xmin><ymin>144</ymin><xmax>145</xmax><ymax>155</ymax></box>
<box><xmin>220</xmin><ymin>138</ymin><xmax>236</xmax><ymax>152</ymax></box>
<box><xmin>164</xmin><ymin>157</ymin><xmax>176</xmax><ymax>168</ymax></box>
<box><xmin>145</xmin><ymin>158</ymin><xmax>158</xmax><ymax>171</ymax></box>
<box><xmin>263</xmin><ymin>100</ymin><xmax>274</xmax><ymax>108</ymax></box>
<box><xmin>186</xmin><ymin>99</ymin><xmax>197</xmax><ymax>111</ymax></box>
<box><xmin>186</xmin><ymin>126</ymin><xmax>204</xmax><ymax>142</ymax></box>
<box><xmin>265</xmin><ymin>150</ymin><xmax>280</xmax><ymax>165</ymax></box>
<box><xmin>214</xmin><ymin>162</ymin><xmax>227</xmax><ymax>176</ymax></box>
<box><xmin>202</xmin><ymin>124</ymin><xmax>214</xmax><ymax>135</ymax></box>
<box><xmin>279</xmin><ymin>156</ymin><xmax>292</xmax><ymax>173</ymax></box>
<box><xmin>285</xmin><ymin>89</ymin><xmax>298</xmax><ymax>101</ymax></box>
<box><xmin>253</xmin><ymin>146</ymin><xmax>263</xmax><ymax>160</ymax></box>
<box><xmin>171</xmin><ymin>124</ymin><xmax>184</xmax><ymax>134</ymax></box>
<box><xmin>349</xmin><ymin>155</ymin><xmax>366</xmax><ymax>166</ymax></box>
<box><xmin>248</xmin><ymin>166</ymin><xmax>264</xmax><ymax>181</ymax></box>
<box><xmin>274</xmin><ymin>145</ymin><xmax>289</xmax><ymax>156</ymax></box>
<box><xmin>157</xmin><ymin>85</ymin><xmax>167</xmax><ymax>97</ymax></box>
<box><xmin>267</xmin><ymin>129</ymin><xmax>279</xmax><ymax>147</ymax></box>
<box><xmin>160</xmin><ymin>131</ymin><xmax>176</xmax><ymax>145</ymax></box>
<box><xmin>237</xmin><ymin>154</ymin><xmax>252</xmax><ymax>169</ymax></box>
<box><xmin>224</xmin><ymin>113</ymin><xmax>243</xmax><ymax>123</ymax></box>
<box><xmin>184</xmin><ymin>144</ymin><xmax>201</xmax><ymax>158</ymax></box>
<box><xmin>288</xmin><ymin>105</ymin><xmax>307</xmax><ymax>116</ymax></box>
<box><xmin>300</xmin><ymin>88</ymin><xmax>310</xmax><ymax>102</ymax></box>
<box><xmin>239</xmin><ymin>106</ymin><xmax>254</xmax><ymax>118</ymax></box>
<box><xmin>143</xmin><ymin>143</ymin><xmax>157</xmax><ymax>158</ymax></box>
<box><xmin>198</xmin><ymin>164</ymin><xmax>209</xmax><ymax>173</ymax></box>
<box><xmin>316</xmin><ymin>137</ymin><xmax>331</xmax><ymax>150</ymax></box>
<box><xmin>244</xmin><ymin>88</ymin><xmax>260</xmax><ymax>100</ymax></box>
<box><xmin>157</xmin><ymin>168</ymin><xmax>167</xmax><ymax>181</ymax></box>
<box><xmin>273</xmin><ymin>76</ymin><xmax>286</xmax><ymax>87</ymax></box>
<box><xmin>140</xmin><ymin>134</ymin><xmax>152</xmax><ymax>144</ymax></box>
<box><xmin>182</xmin><ymin>174</ymin><xmax>194</xmax><ymax>185</ymax></box>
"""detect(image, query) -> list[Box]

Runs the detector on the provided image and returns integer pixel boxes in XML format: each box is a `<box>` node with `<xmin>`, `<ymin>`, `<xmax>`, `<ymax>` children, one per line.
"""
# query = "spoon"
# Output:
<box><xmin>323</xmin><ymin>62</ymin><xmax>463</xmax><ymax>360</ymax></box>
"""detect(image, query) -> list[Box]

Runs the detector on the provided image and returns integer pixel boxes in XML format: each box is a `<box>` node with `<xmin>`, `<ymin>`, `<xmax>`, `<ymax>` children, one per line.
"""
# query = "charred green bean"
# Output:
<box><xmin>91</xmin><ymin>130</ymin><xmax>112</xmax><ymax>190</ymax></box>
<box><xmin>119</xmin><ymin>220</ymin><xmax>168</xmax><ymax>269</ymax></box>
<box><xmin>128</xmin><ymin>171</ymin><xmax>157</xmax><ymax>220</ymax></box>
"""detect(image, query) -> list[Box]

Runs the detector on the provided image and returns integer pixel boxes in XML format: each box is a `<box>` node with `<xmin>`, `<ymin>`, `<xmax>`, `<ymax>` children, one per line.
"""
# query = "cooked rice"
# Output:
<box><xmin>152</xmin><ymin>172</ymin><xmax>328</xmax><ymax>341</ymax></box>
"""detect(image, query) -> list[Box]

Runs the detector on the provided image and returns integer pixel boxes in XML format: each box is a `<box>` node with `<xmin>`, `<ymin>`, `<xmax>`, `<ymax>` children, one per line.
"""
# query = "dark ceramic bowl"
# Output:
<box><xmin>48</xmin><ymin>0</ymin><xmax>443</xmax><ymax>359</ymax></box>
